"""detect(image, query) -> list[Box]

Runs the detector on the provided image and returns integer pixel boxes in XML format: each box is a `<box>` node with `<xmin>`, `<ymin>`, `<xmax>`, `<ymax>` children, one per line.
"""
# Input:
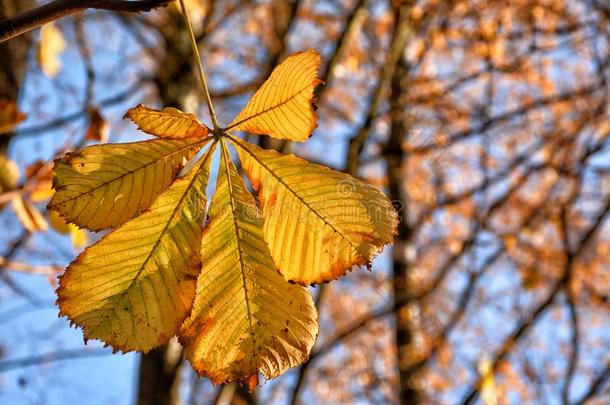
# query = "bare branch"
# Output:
<box><xmin>572</xmin><ymin>363</ymin><xmax>610</xmax><ymax>405</ymax></box>
<box><xmin>0</xmin><ymin>349</ymin><xmax>109</xmax><ymax>372</ymax></box>
<box><xmin>461</xmin><ymin>197</ymin><xmax>610</xmax><ymax>405</ymax></box>
<box><xmin>0</xmin><ymin>257</ymin><xmax>61</xmax><ymax>275</ymax></box>
<box><xmin>0</xmin><ymin>0</ymin><xmax>172</xmax><ymax>43</ymax></box>
<box><xmin>561</xmin><ymin>207</ymin><xmax>580</xmax><ymax>405</ymax></box>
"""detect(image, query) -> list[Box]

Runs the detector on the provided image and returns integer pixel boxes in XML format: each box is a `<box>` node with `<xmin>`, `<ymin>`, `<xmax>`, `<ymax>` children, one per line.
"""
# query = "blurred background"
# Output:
<box><xmin>0</xmin><ymin>0</ymin><xmax>609</xmax><ymax>404</ymax></box>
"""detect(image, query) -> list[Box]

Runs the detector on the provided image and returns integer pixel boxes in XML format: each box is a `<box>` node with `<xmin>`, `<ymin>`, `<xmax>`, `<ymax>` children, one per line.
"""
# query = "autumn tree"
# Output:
<box><xmin>1</xmin><ymin>1</ymin><xmax>609</xmax><ymax>405</ymax></box>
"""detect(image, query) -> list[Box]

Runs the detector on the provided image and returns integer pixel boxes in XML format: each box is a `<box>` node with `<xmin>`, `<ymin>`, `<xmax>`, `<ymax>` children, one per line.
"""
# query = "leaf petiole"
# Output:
<box><xmin>178</xmin><ymin>0</ymin><xmax>220</xmax><ymax>131</ymax></box>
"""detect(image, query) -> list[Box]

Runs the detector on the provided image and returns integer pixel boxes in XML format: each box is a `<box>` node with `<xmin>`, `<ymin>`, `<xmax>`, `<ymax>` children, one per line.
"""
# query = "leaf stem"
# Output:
<box><xmin>178</xmin><ymin>0</ymin><xmax>220</xmax><ymax>130</ymax></box>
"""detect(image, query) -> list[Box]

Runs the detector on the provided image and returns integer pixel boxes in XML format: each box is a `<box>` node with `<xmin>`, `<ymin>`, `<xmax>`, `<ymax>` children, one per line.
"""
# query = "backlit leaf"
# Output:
<box><xmin>230</xmin><ymin>136</ymin><xmax>397</xmax><ymax>284</ymax></box>
<box><xmin>49</xmin><ymin>209</ymin><xmax>72</xmax><ymax>234</ymax></box>
<box><xmin>49</xmin><ymin>210</ymin><xmax>89</xmax><ymax>249</ymax></box>
<box><xmin>180</xmin><ymin>142</ymin><xmax>317</xmax><ymax>387</ymax></box>
<box><xmin>57</xmin><ymin>144</ymin><xmax>215</xmax><ymax>352</ymax></box>
<box><xmin>70</xmin><ymin>227</ymin><xmax>89</xmax><ymax>249</ymax></box>
<box><xmin>49</xmin><ymin>137</ymin><xmax>207</xmax><ymax>231</ymax></box>
<box><xmin>125</xmin><ymin>105</ymin><xmax>210</xmax><ymax>139</ymax></box>
<box><xmin>226</xmin><ymin>50</ymin><xmax>321</xmax><ymax>141</ymax></box>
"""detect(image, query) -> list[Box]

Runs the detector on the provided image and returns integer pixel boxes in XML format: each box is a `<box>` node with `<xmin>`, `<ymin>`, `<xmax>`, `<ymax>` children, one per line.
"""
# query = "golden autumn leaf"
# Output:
<box><xmin>49</xmin><ymin>137</ymin><xmax>208</xmax><ymax>231</ymax></box>
<box><xmin>48</xmin><ymin>210</ymin><xmax>89</xmax><ymax>249</ymax></box>
<box><xmin>57</xmin><ymin>144</ymin><xmax>215</xmax><ymax>352</ymax></box>
<box><xmin>180</xmin><ymin>142</ymin><xmax>318</xmax><ymax>387</ymax></box>
<box><xmin>39</xmin><ymin>22</ymin><xmax>66</xmax><ymax>78</ymax></box>
<box><xmin>229</xmin><ymin>135</ymin><xmax>397</xmax><ymax>284</ymax></box>
<box><xmin>125</xmin><ymin>105</ymin><xmax>210</xmax><ymax>139</ymax></box>
<box><xmin>52</xmin><ymin>49</ymin><xmax>396</xmax><ymax>387</ymax></box>
<box><xmin>226</xmin><ymin>50</ymin><xmax>321</xmax><ymax>141</ymax></box>
<box><xmin>48</xmin><ymin>209</ymin><xmax>71</xmax><ymax>234</ymax></box>
<box><xmin>70</xmin><ymin>226</ymin><xmax>89</xmax><ymax>249</ymax></box>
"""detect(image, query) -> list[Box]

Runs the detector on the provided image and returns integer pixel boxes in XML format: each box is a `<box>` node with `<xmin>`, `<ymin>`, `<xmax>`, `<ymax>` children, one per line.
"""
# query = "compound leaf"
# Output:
<box><xmin>49</xmin><ymin>137</ymin><xmax>207</xmax><ymax>231</ymax></box>
<box><xmin>125</xmin><ymin>105</ymin><xmax>210</xmax><ymax>139</ymax></box>
<box><xmin>180</xmin><ymin>142</ymin><xmax>317</xmax><ymax>388</ymax></box>
<box><xmin>226</xmin><ymin>50</ymin><xmax>321</xmax><ymax>142</ymax></box>
<box><xmin>57</xmin><ymin>144</ymin><xmax>215</xmax><ymax>353</ymax></box>
<box><xmin>230</xmin><ymin>136</ymin><xmax>397</xmax><ymax>285</ymax></box>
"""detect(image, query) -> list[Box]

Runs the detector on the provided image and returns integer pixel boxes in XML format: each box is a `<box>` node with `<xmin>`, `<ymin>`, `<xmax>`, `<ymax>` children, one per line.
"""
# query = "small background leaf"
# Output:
<box><xmin>0</xmin><ymin>156</ymin><xmax>19</xmax><ymax>193</ymax></box>
<box><xmin>0</xmin><ymin>100</ymin><xmax>27</xmax><ymax>135</ymax></box>
<box><xmin>49</xmin><ymin>210</ymin><xmax>89</xmax><ymax>249</ymax></box>
<box><xmin>39</xmin><ymin>22</ymin><xmax>66</xmax><ymax>78</ymax></box>
<box><xmin>12</xmin><ymin>195</ymin><xmax>48</xmax><ymax>233</ymax></box>
<box><xmin>85</xmin><ymin>108</ymin><xmax>109</xmax><ymax>143</ymax></box>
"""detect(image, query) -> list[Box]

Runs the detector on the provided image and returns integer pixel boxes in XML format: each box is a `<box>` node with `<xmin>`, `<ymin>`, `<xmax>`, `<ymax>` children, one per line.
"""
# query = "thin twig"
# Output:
<box><xmin>178</xmin><ymin>0</ymin><xmax>219</xmax><ymax>130</ymax></box>
<box><xmin>0</xmin><ymin>349</ymin><xmax>109</xmax><ymax>372</ymax></box>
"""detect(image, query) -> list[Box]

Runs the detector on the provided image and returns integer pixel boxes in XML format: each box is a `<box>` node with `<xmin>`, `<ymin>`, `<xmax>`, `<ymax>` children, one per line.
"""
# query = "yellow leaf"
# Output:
<box><xmin>125</xmin><ymin>105</ymin><xmax>210</xmax><ymax>139</ymax></box>
<box><xmin>0</xmin><ymin>155</ymin><xmax>19</xmax><ymax>193</ymax></box>
<box><xmin>226</xmin><ymin>50</ymin><xmax>321</xmax><ymax>142</ymax></box>
<box><xmin>229</xmin><ymin>136</ymin><xmax>397</xmax><ymax>284</ymax></box>
<box><xmin>49</xmin><ymin>209</ymin><xmax>89</xmax><ymax>249</ymax></box>
<box><xmin>57</xmin><ymin>143</ymin><xmax>216</xmax><ymax>352</ymax></box>
<box><xmin>29</xmin><ymin>180</ymin><xmax>54</xmax><ymax>202</ymax></box>
<box><xmin>70</xmin><ymin>227</ymin><xmax>88</xmax><ymax>249</ymax></box>
<box><xmin>49</xmin><ymin>137</ymin><xmax>207</xmax><ymax>231</ymax></box>
<box><xmin>39</xmin><ymin>22</ymin><xmax>66</xmax><ymax>78</ymax></box>
<box><xmin>0</xmin><ymin>100</ymin><xmax>27</xmax><ymax>135</ymax></box>
<box><xmin>49</xmin><ymin>209</ymin><xmax>71</xmax><ymax>234</ymax></box>
<box><xmin>479</xmin><ymin>357</ymin><xmax>498</xmax><ymax>405</ymax></box>
<box><xmin>180</xmin><ymin>142</ymin><xmax>317</xmax><ymax>387</ymax></box>
<box><xmin>12</xmin><ymin>194</ymin><xmax>48</xmax><ymax>233</ymax></box>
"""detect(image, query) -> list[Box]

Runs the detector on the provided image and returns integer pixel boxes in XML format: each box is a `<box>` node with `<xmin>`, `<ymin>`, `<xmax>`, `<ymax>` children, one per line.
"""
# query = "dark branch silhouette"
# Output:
<box><xmin>0</xmin><ymin>0</ymin><xmax>172</xmax><ymax>43</ymax></box>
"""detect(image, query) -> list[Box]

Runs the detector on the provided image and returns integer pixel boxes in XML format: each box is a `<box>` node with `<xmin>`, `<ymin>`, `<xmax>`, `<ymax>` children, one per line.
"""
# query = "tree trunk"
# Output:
<box><xmin>0</xmin><ymin>0</ymin><xmax>32</xmax><ymax>151</ymax></box>
<box><xmin>137</xmin><ymin>343</ymin><xmax>183</xmax><ymax>405</ymax></box>
<box><xmin>385</xmin><ymin>31</ymin><xmax>420</xmax><ymax>405</ymax></box>
<box><xmin>135</xmin><ymin>10</ymin><xmax>193</xmax><ymax>405</ymax></box>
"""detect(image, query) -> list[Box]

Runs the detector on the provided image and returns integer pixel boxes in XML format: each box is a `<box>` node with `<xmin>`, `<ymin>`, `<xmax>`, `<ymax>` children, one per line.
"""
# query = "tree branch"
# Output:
<box><xmin>0</xmin><ymin>0</ymin><xmax>172</xmax><ymax>43</ymax></box>
<box><xmin>0</xmin><ymin>349</ymin><xmax>109</xmax><ymax>372</ymax></box>
<box><xmin>572</xmin><ymin>363</ymin><xmax>610</xmax><ymax>405</ymax></box>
